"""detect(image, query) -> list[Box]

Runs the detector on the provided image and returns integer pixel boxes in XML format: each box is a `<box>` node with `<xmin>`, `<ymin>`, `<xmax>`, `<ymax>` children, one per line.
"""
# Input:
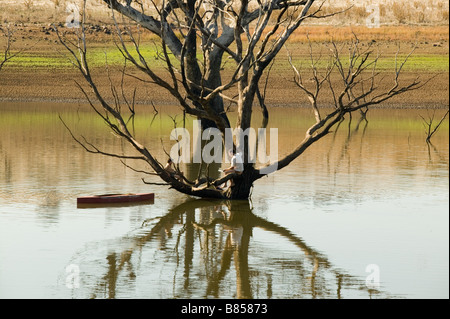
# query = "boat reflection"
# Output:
<box><xmin>80</xmin><ymin>198</ymin><xmax>390</xmax><ymax>299</ymax></box>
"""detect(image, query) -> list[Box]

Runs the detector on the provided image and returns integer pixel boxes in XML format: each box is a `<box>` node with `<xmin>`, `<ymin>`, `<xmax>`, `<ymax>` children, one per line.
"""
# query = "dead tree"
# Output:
<box><xmin>0</xmin><ymin>26</ymin><xmax>19</xmax><ymax>73</ymax></box>
<box><xmin>420</xmin><ymin>109</ymin><xmax>449</xmax><ymax>143</ymax></box>
<box><xmin>56</xmin><ymin>0</ymin><xmax>424</xmax><ymax>200</ymax></box>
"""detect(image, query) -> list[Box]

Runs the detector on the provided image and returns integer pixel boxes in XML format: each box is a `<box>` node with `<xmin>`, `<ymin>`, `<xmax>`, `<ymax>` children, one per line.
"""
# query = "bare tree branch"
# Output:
<box><xmin>254</xmin><ymin>36</ymin><xmax>425</xmax><ymax>181</ymax></box>
<box><xmin>420</xmin><ymin>109</ymin><xmax>450</xmax><ymax>143</ymax></box>
<box><xmin>0</xmin><ymin>25</ymin><xmax>35</xmax><ymax>72</ymax></box>
<box><xmin>0</xmin><ymin>27</ymin><xmax>15</xmax><ymax>72</ymax></box>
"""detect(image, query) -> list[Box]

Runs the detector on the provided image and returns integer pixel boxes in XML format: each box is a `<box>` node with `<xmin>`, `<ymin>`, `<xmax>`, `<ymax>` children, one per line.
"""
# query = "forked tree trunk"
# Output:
<box><xmin>225</xmin><ymin>166</ymin><xmax>257</xmax><ymax>200</ymax></box>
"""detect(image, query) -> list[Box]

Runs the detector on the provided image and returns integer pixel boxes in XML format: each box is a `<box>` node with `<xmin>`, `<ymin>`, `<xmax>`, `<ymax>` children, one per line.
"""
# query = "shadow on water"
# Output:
<box><xmin>78</xmin><ymin>198</ymin><xmax>390</xmax><ymax>299</ymax></box>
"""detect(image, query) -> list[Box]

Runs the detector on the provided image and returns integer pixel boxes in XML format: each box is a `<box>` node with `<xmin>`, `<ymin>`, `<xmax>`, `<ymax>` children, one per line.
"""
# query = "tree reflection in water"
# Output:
<box><xmin>85</xmin><ymin>199</ymin><xmax>388</xmax><ymax>299</ymax></box>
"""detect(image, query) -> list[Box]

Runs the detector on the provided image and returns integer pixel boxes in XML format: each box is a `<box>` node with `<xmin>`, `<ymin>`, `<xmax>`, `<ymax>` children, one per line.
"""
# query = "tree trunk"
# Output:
<box><xmin>201</xmin><ymin>45</ymin><xmax>230</xmax><ymax>129</ymax></box>
<box><xmin>225</xmin><ymin>166</ymin><xmax>257</xmax><ymax>200</ymax></box>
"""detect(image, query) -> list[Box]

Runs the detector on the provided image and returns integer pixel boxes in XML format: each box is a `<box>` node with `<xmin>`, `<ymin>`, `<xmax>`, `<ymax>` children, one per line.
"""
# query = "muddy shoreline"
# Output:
<box><xmin>1</xmin><ymin>68</ymin><xmax>447</xmax><ymax>109</ymax></box>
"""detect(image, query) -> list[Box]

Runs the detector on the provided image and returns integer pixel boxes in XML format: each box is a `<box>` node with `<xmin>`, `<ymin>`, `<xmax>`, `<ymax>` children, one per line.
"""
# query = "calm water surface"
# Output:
<box><xmin>0</xmin><ymin>102</ymin><xmax>448</xmax><ymax>299</ymax></box>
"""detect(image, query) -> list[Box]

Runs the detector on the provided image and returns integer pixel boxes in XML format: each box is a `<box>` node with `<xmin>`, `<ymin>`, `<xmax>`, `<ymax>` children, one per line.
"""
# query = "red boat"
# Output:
<box><xmin>77</xmin><ymin>193</ymin><xmax>155</xmax><ymax>205</ymax></box>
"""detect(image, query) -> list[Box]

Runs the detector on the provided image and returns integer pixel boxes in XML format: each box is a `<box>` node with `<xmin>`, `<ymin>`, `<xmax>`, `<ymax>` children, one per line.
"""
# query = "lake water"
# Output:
<box><xmin>0</xmin><ymin>102</ymin><xmax>448</xmax><ymax>299</ymax></box>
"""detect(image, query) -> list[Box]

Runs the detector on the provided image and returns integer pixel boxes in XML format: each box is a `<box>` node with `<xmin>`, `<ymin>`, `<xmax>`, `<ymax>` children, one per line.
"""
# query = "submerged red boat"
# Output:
<box><xmin>77</xmin><ymin>193</ymin><xmax>155</xmax><ymax>205</ymax></box>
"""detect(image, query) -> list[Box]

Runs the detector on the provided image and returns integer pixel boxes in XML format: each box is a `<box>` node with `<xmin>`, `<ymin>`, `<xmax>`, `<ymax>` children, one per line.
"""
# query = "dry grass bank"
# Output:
<box><xmin>1</xmin><ymin>0</ymin><xmax>449</xmax><ymax>26</ymax></box>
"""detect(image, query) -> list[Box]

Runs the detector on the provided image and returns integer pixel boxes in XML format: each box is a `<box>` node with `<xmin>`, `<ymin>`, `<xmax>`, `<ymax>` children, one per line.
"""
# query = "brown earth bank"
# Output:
<box><xmin>0</xmin><ymin>24</ymin><xmax>448</xmax><ymax>109</ymax></box>
<box><xmin>0</xmin><ymin>68</ymin><xmax>448</xmax><ymax>109</ymax></box>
